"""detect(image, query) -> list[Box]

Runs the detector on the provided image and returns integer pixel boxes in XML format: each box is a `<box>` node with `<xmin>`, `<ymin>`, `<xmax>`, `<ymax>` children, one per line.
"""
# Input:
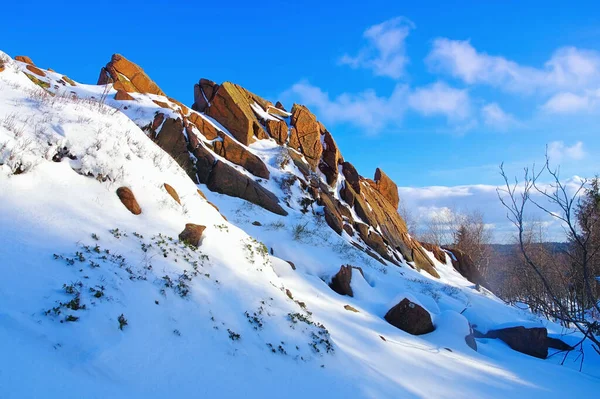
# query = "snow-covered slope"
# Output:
<box><xmin>0</xmin><ymin>52</ymin><xmax>599</xmax><ymax>398</ymax></box>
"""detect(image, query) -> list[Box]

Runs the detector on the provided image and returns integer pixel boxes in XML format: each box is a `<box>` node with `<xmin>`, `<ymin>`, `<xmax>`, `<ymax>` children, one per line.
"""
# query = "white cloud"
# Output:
<box><xmin>283</xmin><ymin>80</ymin><xmax>473</xmax><ymax>132</ymax></box>
<box><xmin>481</xmin><ymin>103</ymin><xmax>517</xmax><ymax>130</ymax></box>
<box><xmin>547</xmin><ymin>141</ymin><xmax>586</xmax><ymax>162</ymax></box>
<box><xmin>340</xmin><ymin>17</ymin><xmax>415</xmax><ymax>79</ymax></box>
<box><xmin>407</xmin><ymin>82</ymin><xmax>472</xmax><ymax>121</ymax></box>
<box><xmin>541</xmin><ymin>91</ymin><xmax>600</xmax><ymax>114</ymax></box>
<box><xmin>283</xmin><ymin>81</ymin><xmax>409</xmax><ymax>132</ymax></box>
<box><xmin>426</xmin><ymin>39</ymin><xmax>600</xmax><ymax>94</ymax></box>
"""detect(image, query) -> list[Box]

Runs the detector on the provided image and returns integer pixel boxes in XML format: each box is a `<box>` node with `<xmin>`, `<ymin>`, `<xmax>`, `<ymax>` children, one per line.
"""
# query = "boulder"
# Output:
<box><xmin>265</xmin><ymin>119</ymin><xmax>288</xmax><ymax>145</ymax></box>
<box><xmin>319</xmin><ymin>192</ymin><xmax>344</xmax><ymax>235</ymax></box>
<box><xmin>179</xmin><ymin>223</ymin><xmax>206</xmax><ymax>247</ymax></box>
<box><xmin>15</xmin><ymin>55</ymin><xmax>34</xmax><ymax>65</ymax></box>
<box><xmin>207</xmin><ymin>161</ymin><xmax>287</xmax><ymax>216</ymax></box>
<box><xmin>384</xmin><ymin>298</ymin><xmax>434</xmax><ymax>335</ymax></box>
<box><xmin>547</xmin><ymin>337</ymin><xmax>574</xmax><ymax>351</ymax></box>
<box><xmin>482</xmin><ymin>326</ymin><xmax>548</xmax><ymax>359</ymax></box>
<box><xmin>374</xmin><ymin>168</ymin><xmax>399</xmax><ymax>209</ymax></box>
<box><xmin>289</xmin><ymin>104</ymin><xmax>323</xmax><ymax>170</ymax></box>
<box><xmin>164</xmin><ymin>183</ymin><xmax>181</xmax><ymax>204</ymax></box>
<box><xmin>329</xmin><ymin>265</ymin><xmax>355</xmax><ymax>297</ymax></box>
<box><xmin>193</xmin><ymin>78</ymin><xmax>219</xmax><ymax>112</ymax></box>
<box><xmin>213</xmin><ymin>133</ymin><xmax>270</xmax><ymax>179</ymax></box>
<box><xmin>319</xmin><ymin>130</ymin><xmax>342</xmax><ymax>185</ymax></box>
<box><xmin>114</xmin><ymin>90</ymin><xmax>135</xmax><ymax>101</ymax></box>
<box><xmin>150</xmin><ymin>117</ymin><xmax>195</xmax><ymax>179</ymax></box>
<box><xmin>116</xmin><ymin>187</ymin><xmax>141</xmax><ymax>215</ymax></box>
<box><xmin>26</xmin><ymin>65</ymin><xmax>46</xmax><ymax>77</ymax></box>
<box><xmin>205</xmin><ymin>82</ymin><xmax>266</xmax><ymax>146</ymax></box>
<box><xmin>97</xmin><ymin>54</ymin><xmax>165</xmax><ymax>96</ymax></box>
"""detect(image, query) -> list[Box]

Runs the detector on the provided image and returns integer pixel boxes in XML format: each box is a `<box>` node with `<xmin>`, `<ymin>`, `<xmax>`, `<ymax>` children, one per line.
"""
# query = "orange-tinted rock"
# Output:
<box><xmin>188</xmin><ymin>112</ymin><xmax>219</xmax><ymax>140</ymax></box>
<box><xmin>205</xmin><ymin>82</ymin><xmax>266</xmax><ymax>146</ymax></box>
<box><xmin>164</xmin><ymin>183</ymin><xmax>181</xmax><ymax>204</ymax></box>
<box><xmin>116</xmin><ymin>187</ymin><xmax>141</xmax><ymax>215</ymax></box>
<box><xmin>374</xmin><ymin>168</ymin><xmax>399</xmax><ymax>209</ymax></box>
<box><xmin>265</xmin><ymin>119</ymin><xmax>288</xmax><ymax>145</ymax></box>
<box><xmin>319</xmin><ymin>130</ymin><xmax>342</xmax><ymax>185</ymax></box>
<box><xmin>421</xmin><ymin>242</ymin><xmax>447</xmax><ymax>263</ymax></box>
<box><xmin>150</xmin><ymin>117</ymin><xmax>195</xmax><ymax>178</ymax></box>
<box><xmin>26</xmin><ymin>65</ymin><xmax>45</xmax><ymax>77</ymax></box>
<box><xmin>153</xmin><ymin>100</ymin><xmax>171</xmax><ymax>109</ymax></box>
<box><xmin>179</xmin><ymin>224</ymin><xmax>206</xmax><ymax>247</ymax></box>
<box><xmin>213</xmin><ymin>133</ymin><xmax>270</xmax><ymax>179</ymax></box>
<box><xmin>319</xmin><ymin>191</ymin><xmax>344</xmax><ymax>235</ymax></box>
<box><xmin>342</xmin><ymin>162</ymin><xmax>361</xmax><ymax>193</ymax></box>
<box><xmin>97</xmin><ymin>54</ymin><xmax>165</xmax><ymax>96</ymax></box>
<box><xmin>114</xmin><ymin>90</ymin><xmax>134</xmax><ymax>101</ymax></box>
<box><xmin>289</xmin><ymin>104</ymin><xmax>323</xmax><ymax>170</ymax></box>
<box><xmin>443</xmin><ymin>247</ymin><xmax>486</xmax><ymax>286</ymax></box>
<box><xmin>197</xmin><ymin>189</ymin><xmax>207</xmax><ymax>200</ymax></box>
<box><xmin>15</xmin><ymin>55</ymin><xmax>34</xmax><ymax>65</ymax></box>
<box><xmin>275</xmin><ymin>101</ymin><xmax>286</xmax><ymax>111</ymax></box>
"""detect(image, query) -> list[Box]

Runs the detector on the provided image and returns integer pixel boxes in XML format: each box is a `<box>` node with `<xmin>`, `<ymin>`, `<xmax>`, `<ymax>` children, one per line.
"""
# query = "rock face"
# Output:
<box><xmin>480</xmin><ymin>327</ymin><xmax>548</xmax><ymax>359</ymax></box>
<box><xmin>114</xmin><ymin>90</ymin><xmax>134</xmax><ymax>101</ymax></box>
<box><xmin>329</xmin><ymin>265</ymin><xmax>355</xmax><ymax>297</ymax></box>
<box><xmin>164</xmin><ymin>183</ymin><xmax>181</xmax><ymax>204</ymax></box>
<box><xmin>179</xmin><ymin>224</ymin><xmax>206</xmax><ymax>247</ymax></box>
<box><xmin>384</xmin><ymin>298</ymin><xmax>434</xmax><ymax>335</ymax></box>
<box><xmin>289</xmin><ymin>104</ymin><xmax>323</xmax><ymax>170</ymax></box>
<box><xmin>207</xmin><ymin>161</ymin><xmax>287</xmax><ymax>216</ymax></box>
<box><xmin>98</xmin><ymin>54</ymin><xmax>165</xmax><ymax>96</ymax></box>
<box><xmin>443</xmin><ymin>247</ymin><xmax>486</xmax><ymax>286</ymax></box>
<box><xmin>374</xmin><ymin>168</ymin><xmax>399</xmax><ymax>210</ymax></box>
<box><xmin>205</xmin><ymin>82</ymin><xmax>267</xmax><ymax>146</ymax></box>
<box><xmin>213</xmin><ymin>133</ymin><xmax>270</xmax><ymax>179</ymax></box>
<box><xmin>116</xmin><ymin>187</ymin><xmax>141</xmax><ymax>215</ymax></box>
<box><xmin>265</xmin><ymin>119</ymin><xmax>288</xmax><ymax>145</ymax></box>
<box><xmin>319</xmin><ymin>130</ymin><xmax>342</xmax><ymax>185</ymax></box>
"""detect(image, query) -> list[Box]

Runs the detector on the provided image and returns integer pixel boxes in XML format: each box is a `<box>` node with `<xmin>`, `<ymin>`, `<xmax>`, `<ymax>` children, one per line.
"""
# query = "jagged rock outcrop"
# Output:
<box><xmin>320</xmin><ymin>130</ymin><xmax>342</xmax><ymax>185</ymax></box>
<box><xmin>116</xmin><ymin>187</ymin><xmax>141</xmax><ymax>215</ymax></box>
<box><xmin>179</xmin><ymin>224</ymin><xmax>206</xmax><ymax>247</ymax></box>
<box><xmin>207</xmin><ymin>161</ymin><xmax>287</xmax><ymax>216</ymax></box>
<box><xmin>193</xmin><ymin>78</ymin><xmax>219</xmax><ymax>112</ymax></box>
<box><xmin>212</xmin><ymin>133</ymin><xmax>270</xmax><ymax>179</ymax></box>
<box><xmin>204</xmin><ymin>82</ymin><xmax>268</xmax><ymax>145</ymax></box>
<box><xmin>289</xmin><ymin>104</ymin><xmax>323</xmax><ymax>170</ymax></box>
<box><xmin>329</xmin><ymin>265</ymin><xmax>354</xmax><ymax>297</ymax></box>
<box><xmin>98</xmin><ymin>54</ymin><xmax>165</xmax><ymax>96</ymax></box>
<box><xmin>265</xmin><ymin>119</ymin><xmax>288</xmax><ymax>145</ymax></box>
<box><xmin>384</xmin><ymin>298</ymin><xmax>434</xmax><ymax>335</ymax></box>
<box><xmin>374</xmin><ymin>168</ymin><xmax>399</xmax><ymax>210</ymax></box>
<box><xmin>443</xmin><ymin>247</ymin><xmax>486</xmax><ymax>286</ymax></box>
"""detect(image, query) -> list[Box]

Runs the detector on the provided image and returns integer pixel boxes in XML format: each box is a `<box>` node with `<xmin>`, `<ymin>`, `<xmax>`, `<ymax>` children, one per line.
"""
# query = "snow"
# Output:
<box><xmin>1</xmin><ymin>51</ymin><xmax>599</xmax><ymax>398</ymax></box>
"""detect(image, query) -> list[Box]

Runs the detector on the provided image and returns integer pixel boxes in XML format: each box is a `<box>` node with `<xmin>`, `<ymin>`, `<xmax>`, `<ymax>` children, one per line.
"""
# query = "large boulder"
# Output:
<box><xmin>116</xmin><ymin>187</ymin><xmax>141</xmax><ymax>215</ymax></box>
<box><xmin>205</xmin><ymin>82</ymin><xmax>267</xmax><ymax>146</ymax></box>
<box><xmin>329</xmin><ymin>265</ymin><xmax>354</xmax><ymax>297</ymax></box>
<box><xmin>384</xmin><ymin>298</ymin><xmax>434</xmax><ymax>335</ymax></box>
<box><xmin>289</xmin><ymin>104</ymin><xmax>323</xmax><ymax>170</ymax></box>
<box><xmin>97</xmin><ymin>54</ymin><xmax>165</xmax><ymax>96</ymax></box>
<box><xmin>374</xmin><ymin>168</ymin><xmax>399</xmax><ymax>209</ymax></box>
<box><xmin>213</xmin><ymin>133</ymin><xmax>270</xmax><ymax>179</ymax></box>
<box><xmin>481</xmin><ymin>327</ymin><xmax>548</xmax><ymax>359</ymax></box>
<box><xmin>207</xmin><ymin>161</ymin><xmax>287</xmax><ymax>216</ymax></box>
<box><xmin>179</xmin><ymin>224</ymin><xmax>206</xmax><ymax>247</ymax></box>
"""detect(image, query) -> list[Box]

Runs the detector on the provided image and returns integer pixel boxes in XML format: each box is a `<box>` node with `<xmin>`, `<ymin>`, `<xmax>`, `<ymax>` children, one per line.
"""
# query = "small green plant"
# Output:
<box><xmin>227</xmin><ymin>329</ymin><xmax>241</xmax><ymax>341</ymax></box>
<box><xmin>118</xmin><ymin>314</ymin><xmax>128</xmax><ymax>330</ymax></box>
<box><xmin>65</xmin><ymin>315</ymin><xmax>79</xmax><ymax>322</ymax></box>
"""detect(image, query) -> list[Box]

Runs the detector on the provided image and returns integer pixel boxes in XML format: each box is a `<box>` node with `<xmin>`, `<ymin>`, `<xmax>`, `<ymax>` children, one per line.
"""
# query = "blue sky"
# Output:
<box><xmin>2</xmin><ymin>0</ymin><xmax>599</xmax><ymax>240</ymax></box>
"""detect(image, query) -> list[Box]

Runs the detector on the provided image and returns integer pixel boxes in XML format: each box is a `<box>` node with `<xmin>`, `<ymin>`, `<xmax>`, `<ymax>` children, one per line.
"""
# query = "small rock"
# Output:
<box><xmin>116</xmin><ymin>187</ymin><xmax>141</xmax><ymax>215</ymax></box>
<box><xmin>164</xmin><ymin>183</ymin><xmax>181</xmax><ymax>204</ymax></box>
<box><xmin>252</xmin><ymin>221</ymin><xmax>262</xmax><ymax>226</ymax></box>
<box><xmin>384</xmin><ymin>298</ymin><xmax>434</xmax><ymax>335</ymax></box>
<box><xmin>178</xmin><ymin>223</ymin><xmax>206</xmax><ymax>248</ymax></box>
<box><xmin>344</xmin><ymin>305</ymin><xmax>359</xmax><ymax>313</ymax></box>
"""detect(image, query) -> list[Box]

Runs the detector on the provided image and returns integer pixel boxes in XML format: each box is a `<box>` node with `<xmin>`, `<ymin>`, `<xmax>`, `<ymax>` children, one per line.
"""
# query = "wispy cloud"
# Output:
<box><xmin>340</xmin><ymin>17</ymin><xmax>415</xmax><ymax>79</ymax></box>
<box><xmin>547</xmin><ymin>141</ymin><xmax>586</xmax><ymax>162</ymax></box>
<box><xmin>426</xmin><ymin>39</ymin><xmax>600</xmax><ymax>95</ymax></box>
<box><xmin>408</xmin><ymin>82</ymin><xmax>471</xmax><ymax>122</ymax></box>
<box><xmin>481</xmin><ymin>103</ymin><xmax>518</xmax><ymax>130</ymax></box>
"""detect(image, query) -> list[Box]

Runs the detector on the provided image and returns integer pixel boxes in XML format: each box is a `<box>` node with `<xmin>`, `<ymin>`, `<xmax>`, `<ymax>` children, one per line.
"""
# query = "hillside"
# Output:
<box><xmin>0</xmin><ymin>51</ymin><xmax>599</xmax><ymax>398</ymax></box>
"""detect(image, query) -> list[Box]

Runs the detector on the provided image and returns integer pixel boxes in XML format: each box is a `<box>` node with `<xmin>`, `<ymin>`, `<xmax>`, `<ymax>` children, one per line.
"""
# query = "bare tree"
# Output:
<box><xmin>497</xmin><ymin>155</ymin><xmax>600</xmax><ymax>355</ymax></box>
<box><xmin>452</xmin><ymin>210</ymin><xmax>493</xmax><ymax>276</ymax></box>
